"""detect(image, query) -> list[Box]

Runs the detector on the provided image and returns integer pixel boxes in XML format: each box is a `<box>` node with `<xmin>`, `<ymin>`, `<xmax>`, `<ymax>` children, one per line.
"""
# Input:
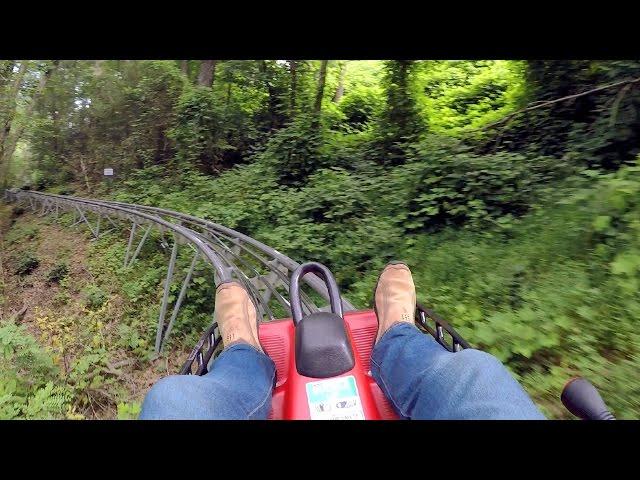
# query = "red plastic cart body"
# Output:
<box><xmin>259</xmin><ymin>309</ymin><xmax>398</xmax><ymax>420</ymax></box>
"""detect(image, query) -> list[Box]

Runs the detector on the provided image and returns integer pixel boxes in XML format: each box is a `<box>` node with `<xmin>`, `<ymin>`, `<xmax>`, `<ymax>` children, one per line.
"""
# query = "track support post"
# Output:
<box><xmin>155</xmin><ymin>235</ymin><xmax>179</xmax><ymax>353</ymax></box>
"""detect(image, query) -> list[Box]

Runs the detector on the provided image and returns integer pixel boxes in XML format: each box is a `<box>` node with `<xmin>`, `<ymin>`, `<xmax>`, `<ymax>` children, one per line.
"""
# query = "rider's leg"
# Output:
<box><xmin>370</xmin><ymin>263</ymin><xmax>544</xmax><ymax>420</ymax></box>
<box><xmin>139</xmin><ymin>343</ymin><xmax>275</xmax><ymax>420</ymax></box>
<box><xmin>371</xmin><ymin>323</ymin><xmax>544</xmax><ymax>419</ymax></box>
<box><xmin>139</xmin><ymin>282</ymin><xmax>275</xmax><ymax>420</ymax></box>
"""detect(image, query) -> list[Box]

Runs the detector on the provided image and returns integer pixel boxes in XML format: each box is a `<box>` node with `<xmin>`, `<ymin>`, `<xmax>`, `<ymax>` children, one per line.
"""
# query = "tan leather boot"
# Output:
<box><xmin>373</xmin><ymin>262</ymin><xmax>416</xmax><ymax>343</ymax></box>
<box><xmin>214</xmin><ymin>281</ymin><xmax>263</xmax><ymax>352</ymax></box>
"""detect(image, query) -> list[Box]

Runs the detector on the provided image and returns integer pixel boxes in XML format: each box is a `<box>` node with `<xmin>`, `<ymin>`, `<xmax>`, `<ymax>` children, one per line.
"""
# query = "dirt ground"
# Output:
<box><xmin>0</xmin><ymin>206</ymin><xmax>190</xmax><ymax>419</ymax></box>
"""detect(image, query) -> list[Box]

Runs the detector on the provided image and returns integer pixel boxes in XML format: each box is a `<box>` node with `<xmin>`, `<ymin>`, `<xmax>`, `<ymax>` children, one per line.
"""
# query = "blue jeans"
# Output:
<box><xmin>139</xmin><ymin>323</ymin><xmax>544</xmax><ymax>419</ymax></box>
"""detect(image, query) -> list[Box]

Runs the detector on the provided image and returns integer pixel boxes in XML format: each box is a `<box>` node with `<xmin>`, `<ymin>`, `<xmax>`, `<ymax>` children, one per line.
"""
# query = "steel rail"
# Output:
<box><xmin>94</xmin><ymin>199</ymin><xmax>357</xmax><ymax>312</ymax></box>
<box><xmin>3</xmin><ymin>189</ymin><xmax>356</xmax><ymax>357</ymax></box>
<box><xmin>12</xmin><ymin>190</ymin><xmax>275</xmax><ymax>316</ymax></box>
<box><xmin>4</xmin><ymin>188</ymin><xmax>473</xmax><ymax>378</ymax></box>
<box><xmin>134</xmin><ymin>212</ymin><xmax>321</xmax><ymax>316</ymax></box>
<box><xmin>18</xmin><ymin>190</ymin><xmax>350</xmax><ymax>313</ymax></box>
<box><xmin>9</xmin><ymin>191</ymin><xmax>323</xmax><ymax>314</ymax></box>
<box><xmin>6</xmin><ymin>189</ymin><xmax>239</xmax><ymax>353</ymax></box>
<box><xmin>9</xmin><ymin>190</ymin><xmax>231</xmax><ymax>281</ymax></box>
<box><xmin>23</xmin><ymin>191</ymin><xmax>355</xmax><ymax>311</ymax></box>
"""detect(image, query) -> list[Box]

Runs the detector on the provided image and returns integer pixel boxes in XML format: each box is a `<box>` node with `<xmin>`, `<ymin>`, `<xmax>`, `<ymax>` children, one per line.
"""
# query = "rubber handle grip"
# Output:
<box><xmin>561</xmin><ymin>377</ymin><xmax>615</xmax><ymax>420</ymax></box>
<box><xmin>289</xmin><ymin>262</ymin><xmax>343</xmax><ymax>326</ymax></box>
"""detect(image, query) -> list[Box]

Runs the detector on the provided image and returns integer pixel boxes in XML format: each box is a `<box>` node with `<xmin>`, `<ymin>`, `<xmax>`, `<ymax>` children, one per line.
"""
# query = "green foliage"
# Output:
<box><xmin>15</xmin><ymin>251</ymin><xmax>39</xmax><ymax>276</ymax></box>
<box><xmin>492</xmin><ymin>60</ymin><xmax>640</xmax><ymax>170</ymax></box>
<box><xmin>46</xmin><ymin>262</ymin><xmax>69</xmax><ymax>284</ymax></box>
<box><xmin>257</xmin><ymin>167</ymin><xmax>402</xmax><ymax>287</ymax></box>
<box><xmin>0</xmin><ymin>319</ymin><xmax>57</xmax><ymax>377</ymax></box>
<box><xmin>170</xmin><ymin>86</ymin><xmax>257</xmax><ymax>174</ymax></box>
<box><xmin>259</xmin><ymin>114</ymin><xmax>326</xmax><ymax>185</ymax></box>
<box><xmin>116</xmin><ymin>323</ymin><xmax>149</xmax><ymax>356</ymax></box>
<box><xmin>10</xmin><ymin>59</ymin><xmax>640</xmax><ymax>418</ymax></box>
<box><xmin>0</xmin><ymin>319</ymin><xmax>70</xmax><ymax>419</ymax></box>
<box><xmin>23</xmin><ymin>382</ymin><xmax>72</xmax><ymax>419</ymax></box>
<box><xmin>415</xmin><ymin>60</ymin><xmax>527</xmax><ymax>135</ymax></box>
<box><xmin>5</xmin><ymin>223</ymin><xmax>39</xmax><ymax>245</ymax></box>
<box><xmin>335</xmin><ymin>84</ymin><xmax>384</xmax><ymax>132</ymax></box>
<box><xmin>123</xmin><ymin>61</ymin><xmax>187</xmax><ymax>168</ymax></box>
<box><xmin>65</xmin><ymin>349</ymin><xmax>113</xmax><ymax>406</ymax></box>
<box><xmin>170</xmin><ymin>88</ymin><xmax>227</xmax><ymax>172</ymax></box>
<box><xmin>82</xmin><ymin>284</ymin><xmax>107</xmax><ymax>310</ymax></box>
<box><xmin>372</xmin><ymin>60</ymin><xmax>424</xmax><ymax>166</ymax></box>
<box><xmin>404</xmin><ymin>137</ymin><xmax>574</xmax><ymax>230</ymax></box>
<box><xmin>117</xmin><ymin>401</ymin><xmax>141</xmax><ymax>420</ymax></box>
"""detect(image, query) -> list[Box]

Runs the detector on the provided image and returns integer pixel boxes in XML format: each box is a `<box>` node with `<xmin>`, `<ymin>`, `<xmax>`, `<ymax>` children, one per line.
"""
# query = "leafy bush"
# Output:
<box><xmin>0</xmin><ymin>319</ymin><xmax>70</xmax><ymax>419</ymax></box>
<box><xmin>121</xmin><ymin>61</ymin><xmax>187</xmax><ymax>169</ymax></box>
<box><xmin>415</xmin><ymin>60</ymin><xmax>526</xmax><ymax>135</ymax></box>
<box><xmin>22</xmin><ymin>382</ymin><xmax>73</xmax><ymax>419</ymax></box>
<box><xmin>337</xmin><ymin>84</ymin><xmax>384</xmax><ymax>132</ymax></box>
<box><xmin>170</xmin><ymin>88</ymin><xmax>233</xmax><ymax>173</ymax></box>
<box><xmin>82</xmin><ymin>284</ymin><xmax>107</xmax><ymax>310</ymax></box>
<box><xmin>46</xmin><ymin>263</ymin><xmax>69</xmax><ymax>284</ymax></box>
<box><xmin>256</xmin><ymin>167</ymin><xmax>402</xmax><ymax>286</ymax></box>
<box><xmin>5</xmin><ymin>224</ymin><xmax>39</xmax><ymax>245</ymax></box>
<box><xmin>170</xmin><ymin>86</ymin><xmax>258</xmax><ymax>174</ymax></box>
<box><xmin>117</xmin><ymin>401</ymin><xmax>141</xmax><ymax>420</ymax></box>
<box><xmin>404</xmin><ymin>137</ymin><xmax>575</xmax><ymax>230</ymax></box>
<box><xmin>258</xmin><ymin>115</ymin><xmax>326</xmax><ymax>185</ymax></box>
<box><xmin>15</xmin><ymin>252</ymin><xmax>40</xmax><ymax>276</ymax></box>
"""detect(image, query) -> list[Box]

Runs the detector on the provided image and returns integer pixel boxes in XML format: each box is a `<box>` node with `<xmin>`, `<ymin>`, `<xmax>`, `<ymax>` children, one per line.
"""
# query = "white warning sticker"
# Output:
<box><xmin>305</xmin><ymin>375</ymin><xmax>365</xmax><ymax>420</ymax></box>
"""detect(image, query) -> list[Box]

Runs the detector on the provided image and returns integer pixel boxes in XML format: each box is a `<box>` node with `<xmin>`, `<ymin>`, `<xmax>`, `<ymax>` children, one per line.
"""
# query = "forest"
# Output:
<box><xmin>1</xmin><ymin>59</ymin><xmax>640</xmax><ymax>419</ymax></box>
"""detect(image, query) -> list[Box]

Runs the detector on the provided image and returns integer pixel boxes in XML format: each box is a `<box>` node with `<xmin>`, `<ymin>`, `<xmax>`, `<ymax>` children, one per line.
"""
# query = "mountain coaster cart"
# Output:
<box><xmin>181</xmin><ymin>262</ymin><xmax>614</xmax><ymax>420</ymax></box>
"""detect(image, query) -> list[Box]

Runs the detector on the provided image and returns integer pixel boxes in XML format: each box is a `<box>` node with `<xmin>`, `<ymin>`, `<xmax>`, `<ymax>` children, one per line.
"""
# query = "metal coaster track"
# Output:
<box><xmin>4</xmin><ymin>189</ymin><xmax>615</xmax><ymax>421</ymax></box>
<box><xmin>3</xmin><ymin>189</ymin><xmax>356</xmax><ymax>358</ymax></box>
<box><xmin>4</xmin><ymin>188</ymin><xmax>470</xmax><ymax>377</ymax></box>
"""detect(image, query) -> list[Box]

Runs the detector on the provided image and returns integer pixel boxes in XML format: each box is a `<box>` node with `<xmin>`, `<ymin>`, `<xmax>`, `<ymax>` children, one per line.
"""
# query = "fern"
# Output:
<box><xmin>0</xmin><ymin>320</ymin><xmax>56</xmax><ymax>377</ymax></box>
<box><xmin>23</xmin><ymin>383</ymin><xmax>72</xmax><ymax>419</ymax></box>
<box><xmin>0</xmin><ymin>394</ymin><xmax>21</xmax><ymax>419</ymax></box>
<box><xmin>0</xmin><ymin>319</ymin><xmax>69</xmax><ymax>419</ymax></box>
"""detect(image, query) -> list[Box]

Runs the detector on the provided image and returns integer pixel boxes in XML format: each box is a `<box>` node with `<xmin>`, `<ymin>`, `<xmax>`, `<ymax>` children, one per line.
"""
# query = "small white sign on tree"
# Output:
<box><xmin>104</xmin><ymin>168</ymin><xmax>114</xmax><ymax>176</ymax></box>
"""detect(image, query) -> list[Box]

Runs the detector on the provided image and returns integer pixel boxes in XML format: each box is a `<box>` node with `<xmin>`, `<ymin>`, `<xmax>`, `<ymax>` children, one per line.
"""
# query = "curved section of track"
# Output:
<box><xmin>3</xmin><ymin>189</ymin><xmax>355</xmax><ymax>360</ymax></box>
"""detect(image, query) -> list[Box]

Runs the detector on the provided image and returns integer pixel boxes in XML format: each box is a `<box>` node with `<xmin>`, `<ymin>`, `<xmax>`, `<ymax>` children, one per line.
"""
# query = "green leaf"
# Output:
<box><xmin>592</xmin><ymin>215</ymin><xmax>611</xmax><ymax>232</ymax></box>
<box><xmin>611</xmin><ymin>252</ymin><xmax>640</xmax><ymax>276</ymax></box>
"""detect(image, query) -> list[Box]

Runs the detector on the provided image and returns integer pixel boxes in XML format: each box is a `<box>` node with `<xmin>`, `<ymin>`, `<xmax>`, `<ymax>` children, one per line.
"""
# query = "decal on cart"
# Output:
<box><xmin>305</xmin><ymin>375</ymin><xmax>365</xmax><ymax>420</ymax></box>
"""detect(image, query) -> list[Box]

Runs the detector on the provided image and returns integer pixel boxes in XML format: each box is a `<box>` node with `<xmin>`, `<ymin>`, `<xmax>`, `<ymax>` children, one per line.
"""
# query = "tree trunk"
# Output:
<box><xmin>181</xmin><ymin>60</ymin><xmax>189</xmax><ymax>76</ymax></box>
<box><xmin>289</xmin><ymin>60</ymin><xmax>297</xmax><ymax>116</ymax></box>
<box><xmin>93</xmin><ymin>60</ymin><xmax>105</xmax><ymax>77</ymax></box>
<box><xmin>197</xmin><ymin>60</ymin><xmax>217</xmax><ymax>88</ymax></box>
<box><xmin>313</xmin><ymin>60</ymin><xmax>328</xmax><ymax>117</ymax></box>
<box><xmin>0</xmin><ymin>61</ymin><xmax>28</xmax><ymax>148</ymax></box>
<box><xmin>0</xmin><ymin>61</ymin><xmax>16</xmax><ymax>89</ymax></box>
<box><xmin>260</xmin><ymin>60</ymin><xmax>280</xmax><ymax>130</ymax></box>
<box><xmin>78</xmin><ymin>154</ymin><xmax>92</xmax><ymax>193</ymax></box>
<box><xmin>0</xmin><ymin>61</ymin><xmax>58</xmax><ymax>188</ymax></box>
<box><xmin>333</xmin><ymin>61</ymin><xmax>347</xmax><ymax>102</ymax></box>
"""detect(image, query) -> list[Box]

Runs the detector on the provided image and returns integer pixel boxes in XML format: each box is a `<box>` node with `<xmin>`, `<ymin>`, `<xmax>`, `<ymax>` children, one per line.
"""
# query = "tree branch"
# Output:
<box><xmin>609</xmin><ymin>82</ymin><xmax>633</xmax><ymax>127</ymax></box>
<box><xmin>472</xmin><ymin>76</ymin><xmax>640</xmax><ymax>132</ymax></box>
